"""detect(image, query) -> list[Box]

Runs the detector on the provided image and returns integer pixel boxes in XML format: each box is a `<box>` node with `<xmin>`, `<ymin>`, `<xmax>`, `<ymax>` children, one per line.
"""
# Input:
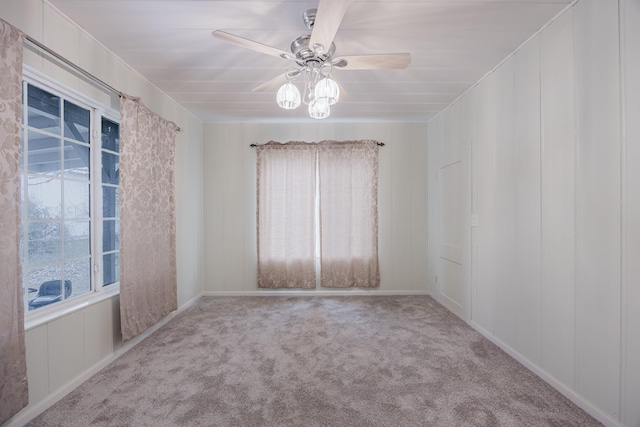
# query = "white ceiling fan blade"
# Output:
<box><xmin>309</xmin><ymin>0</ymin><xmax>350</xmax><ymax>56</ymax></box>
<box><xmin>212</xmin><ymin>31</ymin><xmax>294</xmax><ymax>60</ymax></box>
<box><xmin>252</xmin><ymin>70</ymin><xmax>301</xmax><ymax>92</ymax></box>
<box><xmin>252</xmin><ymin>73</ymin><xmax>288</xmax><ymax>93</ymax></box>
<box><xmin>333</xmin><ymin>53</ymin><xmax>412</xmax><ymax>70</ymax></box>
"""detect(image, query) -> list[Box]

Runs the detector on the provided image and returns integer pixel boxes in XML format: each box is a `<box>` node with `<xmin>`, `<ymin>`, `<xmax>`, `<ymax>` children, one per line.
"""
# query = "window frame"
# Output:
<box><xmin>21</xmin><ymin>67</ymin><xmax>121</xmax><ymax>326</ymax></box>
<box><xmin>98</xmin><ymin>115</ymin><xmax>121</xmax><ymax>288</ymax></box>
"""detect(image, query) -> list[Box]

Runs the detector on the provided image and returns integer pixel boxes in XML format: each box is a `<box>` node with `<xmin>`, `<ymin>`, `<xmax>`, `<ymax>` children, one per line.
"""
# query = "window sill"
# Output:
<box><xmin>25</xmin><ymin>286</ymin><xmax>120</xmax><ymax>331</ymax></box>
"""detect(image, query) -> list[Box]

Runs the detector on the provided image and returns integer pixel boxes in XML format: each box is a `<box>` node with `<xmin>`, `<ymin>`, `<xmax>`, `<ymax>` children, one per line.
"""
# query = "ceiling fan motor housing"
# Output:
<box><xmin>292</xmin><ymin>9</ymin><xmax>335</xmax><ymax>67</ymax></box>
<box><xmin>291</xmin><ymin>35</ymin><xmax>335</xmax><ymax>66</ymax></box>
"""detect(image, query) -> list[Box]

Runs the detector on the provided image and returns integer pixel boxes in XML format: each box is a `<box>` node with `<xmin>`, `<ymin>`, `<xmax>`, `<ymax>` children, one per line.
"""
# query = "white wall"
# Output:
<box><xmin>427</xmin><ymin>0</ymin><xmax>639</xmax><ymax>426</ymax></box>
<box><xmin>621</xmin><ymin>0</ymin><xmax>640</xmax><ymax>424</ymax></box>
<box><xmin>203</xmin><ymin>122</ymin><xmax>429</xmax><ymax>294</ymax></box>
<box><xmin>1</xmin><ymin>1</ymin><xmax>204</xmax><ymax>424</ymax></box>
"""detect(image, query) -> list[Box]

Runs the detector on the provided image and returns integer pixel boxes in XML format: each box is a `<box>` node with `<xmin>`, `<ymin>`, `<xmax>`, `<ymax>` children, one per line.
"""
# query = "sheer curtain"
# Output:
<box><xmin>257</xmin><ymin>142</ymin><xmax>317</xmax><ymax>288</ymax></box>
<box><xmin>119</xmin><ymin>95</ymin><xmax>178</xmax><ymax>342</ymax></box>
<box><xmin>0</xmin><ymin>18</ymin><xmax>29</xmax><ymax>423</ymax></box>
<box><xmin>318</xmin><ymin>140</ymin><xmax>380</xmax><ymax>288</ymax></box>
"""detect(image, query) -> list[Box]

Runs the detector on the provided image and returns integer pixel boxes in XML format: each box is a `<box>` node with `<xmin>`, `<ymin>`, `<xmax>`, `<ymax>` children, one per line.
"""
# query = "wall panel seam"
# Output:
<box><xmin>617</xmin><ymin>0</ymin><xmax>627</xmax><ymax>422</ymax></box>
<box><xmin>537</xmin><ymin>32</ymin><xmax>544</xmax><ymax>371</ymax></box>
<box><xmin>571</xmin><ymin>5</ymin><xmax>579</xmax><ymax>391</ymax></box>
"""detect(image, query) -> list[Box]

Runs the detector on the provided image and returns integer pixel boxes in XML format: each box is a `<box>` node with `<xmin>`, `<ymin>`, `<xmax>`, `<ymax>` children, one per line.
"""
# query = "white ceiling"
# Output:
<box><xmin>47</xmin><ymin>0</ymin><xmax>571</xmax><ymax>123</ymax></box>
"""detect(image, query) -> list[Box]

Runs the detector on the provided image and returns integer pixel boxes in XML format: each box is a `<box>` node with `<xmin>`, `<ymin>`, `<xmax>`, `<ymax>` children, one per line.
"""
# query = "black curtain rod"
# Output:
<box><xmin>250</xmin><ymin>142</ymin><xmax>385</xmax><ymax>147</ymax></box>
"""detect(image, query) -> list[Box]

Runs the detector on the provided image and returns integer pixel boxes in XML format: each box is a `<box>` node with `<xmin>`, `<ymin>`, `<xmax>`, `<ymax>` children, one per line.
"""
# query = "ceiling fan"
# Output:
<box><xmin>212</xmin><ymin>0</ymin><xmax>411</xmax><ymax>119</ymax></box>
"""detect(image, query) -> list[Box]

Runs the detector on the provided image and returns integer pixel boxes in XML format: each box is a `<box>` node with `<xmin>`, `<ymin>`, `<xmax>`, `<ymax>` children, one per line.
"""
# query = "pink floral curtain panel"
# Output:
<box><xmin>119</xmin><ymin>95</ymin><xmax>178</xmax><ymax>342</ymax></box>
<box><xmin>0</xmin><ymin>19</ymin><xmax>29</xmax><ymax>424</ymax></box>
<box><xmin>257</xmin><ymin>142</ymin><xmax>317</xmax><ymax>288</ymax></box>
<box><xmin>318</xmin><ymin>141</ymin><xmax>380</xmax><ymax>287</ymax></box>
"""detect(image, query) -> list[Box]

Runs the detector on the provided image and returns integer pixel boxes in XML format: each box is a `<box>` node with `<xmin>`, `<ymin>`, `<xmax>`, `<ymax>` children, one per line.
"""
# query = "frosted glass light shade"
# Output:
<box><xmin>276</xmin><ymin>82</ymin><xmax>301</xmax><ymax>109</ymax></box>
<box><xmin>314</xmin><ymin>77</ymin><xmax>340</xmax><ymax>105</ymax></box>
<box><xmin>308</xmin><ymin>99</ymin><xmax>330</xmax><ymax>119</ymax></box>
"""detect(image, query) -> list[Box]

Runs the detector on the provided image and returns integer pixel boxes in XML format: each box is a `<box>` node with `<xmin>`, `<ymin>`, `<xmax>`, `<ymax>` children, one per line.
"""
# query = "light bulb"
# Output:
<box><xmin>308</xmin><ymin>98</ymin><xmax>330</xmax><ymax>119</ymax></box>
<box><xmin>314</xmin><ymin>77</ymin><xmax>340</xmax><ymax>105</ymax></box>
<box><xmin>276</xmin><ymin>82</ymin><xmax>301</xmax><ymax>110</ymax></box>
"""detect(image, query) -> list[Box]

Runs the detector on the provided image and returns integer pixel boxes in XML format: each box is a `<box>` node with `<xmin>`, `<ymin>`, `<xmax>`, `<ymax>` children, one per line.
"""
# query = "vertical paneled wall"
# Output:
<box><xmin>513</xmin><ymin>36</ymin><xmax>542</xmax><ymax>368</ymax></box>
<box><xmin>2</xmin><ymin>0</ymin><xmax>204</xmax><ymax>423</ymax></box>
<box><xmin>24</xmin><ymin>298</ymin><xmax>119</xmax><ymax>405</ymax></box>
<box><xmin>492</xmin><ymin>58</ymin><xmax>516</xmax><ymax>349</ymax></box>
<box><xmin>540</xmin><ymin>8</ymin><xmax>578</xmax><ymax>390</ymax></box>
<box><xmin>474</xmin><ymin>73</ymin><xmax>497</xmax><ymax>331</ymax></box>
<box><xmin>203</xmin><ymin>122</ymin><xmax>429</xmax><ymax>294</ymax></box>
<box><xmin>573</xmin><ymin>0</ymin><xmax>621</xmax><ymax>415</ymax></box>
<box><xmin>621</xmin><ymin>0</ymin><xmax>640</xmax><ymax>425</ymax></box>
<box><xmin>427</xmin><ymin>0</ymin><xmax>638</xmax><ymax>425</ymax></box>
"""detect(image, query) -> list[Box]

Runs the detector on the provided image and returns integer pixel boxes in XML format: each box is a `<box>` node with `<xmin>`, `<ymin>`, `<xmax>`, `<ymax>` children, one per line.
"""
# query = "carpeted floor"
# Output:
<box><xmin>29</xmin><ymin>296</ymin><xmax>601</xmax><ymax>426</ymax></box>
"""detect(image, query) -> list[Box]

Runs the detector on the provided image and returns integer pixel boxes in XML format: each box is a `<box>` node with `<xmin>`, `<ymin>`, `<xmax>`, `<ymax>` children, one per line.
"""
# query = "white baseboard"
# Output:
<box><xmin>468</xmin><ymin>320</ymin><xmax>622</xmax><ymax>427</ymax></box>
<box><xmin>4</xmin><ymin>292</ymin><xmax>204</xmax><ymax>427</ymax></box>
<box><xmin>178</xmin><ymin>291</ymin><xmax>205</xmax><ymax>312</ymax></box>
<box><xmin>202</xmin><ymin>289</ymin><xmax>430</xmax><ymax>297</ymax></box>
<box><xmin>433</xmin><ymin>292</ymin><xmax>466</xmax><ymax>319</ymax></box>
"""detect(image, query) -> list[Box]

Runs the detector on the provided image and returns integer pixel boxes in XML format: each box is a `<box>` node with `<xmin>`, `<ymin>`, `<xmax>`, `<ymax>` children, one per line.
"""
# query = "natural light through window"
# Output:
<box><xmin>21</xmin><ymin>75</ymin><xmax>120</xmax><ymax>314</ymax></box>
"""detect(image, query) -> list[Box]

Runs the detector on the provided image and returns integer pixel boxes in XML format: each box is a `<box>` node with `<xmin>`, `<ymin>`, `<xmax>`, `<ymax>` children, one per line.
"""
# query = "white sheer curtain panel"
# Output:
<box><xmin>257</xmin><ymin>142</ymin><xmax>317</xmax><ymax>288</ymax></box>
<box><xmin>119</xmin><ymin>95</ymin><xmax>178</xmax><ymax>342</ymax></box>
<box><xmin>0</xmin><ymin>18</ymin><xmax>29</xmax><ymax>423</ymax></box>
<box><xmin>318</xmin><ymin>140</ymin><xmax>380</xmax><ymax>288</ymax></box>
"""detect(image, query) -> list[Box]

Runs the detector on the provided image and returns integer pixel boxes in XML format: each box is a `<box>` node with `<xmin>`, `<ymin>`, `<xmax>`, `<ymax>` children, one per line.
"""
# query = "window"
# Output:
<box><xmin>101</xmin><ymin>117</ymin><xmax>120</xmax><ymax>286</ymax></box>
<box><xmin>21</xmin><ymin>74</ymin><xmax>120</xmax><ymax>314</ymax></box>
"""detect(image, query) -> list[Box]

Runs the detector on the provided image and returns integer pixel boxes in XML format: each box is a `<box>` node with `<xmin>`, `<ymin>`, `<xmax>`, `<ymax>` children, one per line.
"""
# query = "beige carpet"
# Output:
<box><xmin>29</xmin><ymin>296</ymin><xmax>601</xmax><ymax>426</ymax></box>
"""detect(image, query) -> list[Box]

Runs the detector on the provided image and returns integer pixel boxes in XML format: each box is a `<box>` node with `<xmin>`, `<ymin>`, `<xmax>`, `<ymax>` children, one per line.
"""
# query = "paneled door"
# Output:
<box><xmin>432</xmin><ymin>102</ymin><xmax>472</xmax><ymax>321</ymax></box>
<box><xmin>438</xmin><ymin>160</ymin><xmax>469</xmax><ymax>318</ymax></box>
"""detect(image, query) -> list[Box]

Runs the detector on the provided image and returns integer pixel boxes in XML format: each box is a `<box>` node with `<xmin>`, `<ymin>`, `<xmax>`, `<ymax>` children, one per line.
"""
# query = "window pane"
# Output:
<box><xmin>25</xmin><ymin>264</ymin><xmax>62</xmax><ymax>312</ymax></box>
<box><xmin>64</xmin><ymin>141</ymin><xmax>90</xmax><ymax>179</ymax></box>
<box><xmin>102</xmin><ymin>117</ymin><xmax>120</xmax><ymax>152</ymax></box>
<box><xmin>103</xmin><ymin>219</ymin><xmax>120</xmax><ymax>252</ymax></box>
<box><xmin>65</xmin><ymin>220</ymin><xmax>90</xmax><ymax>259</ymax></box>
<box><xmin>103</xmin><ymin>253</ymin><xmax>119</xmax><ymax>286</ymax></box>
<box><xmin>102</xmin><ymin>152</ymin><xmax>119</xmax><ymax>185</ymax></box>
<box><xmin>64</xmin><ymin>101</ymin><xmax>90</xmax><ymax>143</ymax></box>
<box><xmin>28</xmin><ymin>176</ymin><xmax>61</xmax><ymax>219</ymax></box>
<box><xmin>64</xmin><ymin>180</ymin><xmax>90</xmax><ymax>218</ymax></box>
<box><xmin>27</xmin><ymin>130</ymin><xmax>61</xmax><ymax>175</ymax></box>
<box><xmin>27</xmin><ymin>221</ymin><xmax>61</xmax><ymax>264</ymax></box>
<box><xmin>102</xmin><ymin>186</ymin><xmax>118</xmax><ymax>218</ymax></box>
<box><xmin>65</xmin><ymin>259</ymin><xmax>91</xmax><ymax>298</ymax></box>
<box><xmin>27</xmin><ymin>84</ymin><xmax>61</xmax><ymax>134</ymax></box>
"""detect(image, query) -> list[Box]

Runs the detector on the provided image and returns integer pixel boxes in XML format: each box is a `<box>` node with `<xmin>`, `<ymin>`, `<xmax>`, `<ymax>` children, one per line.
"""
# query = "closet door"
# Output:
<box><xmin>436</xmin><ymin>97</ymin><xmax>473</xmax><ymax>320</ymax></box>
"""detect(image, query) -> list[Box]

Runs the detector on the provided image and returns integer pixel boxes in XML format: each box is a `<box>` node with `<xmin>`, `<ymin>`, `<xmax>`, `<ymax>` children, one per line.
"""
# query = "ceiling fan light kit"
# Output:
<box><xmin>280</xmin><ymin>61</ymin><xmax>340</xmax><ymax>119</ymax></box>
<box><xmin>277</xmin><ymin>70</ymin><xmax>338</xmax><ymax>119</ymax></box>
<box><xmin>276</xmin><ymin>81</ymin><xmax>301</xmax><ymax>110</ymax></box>
<box><xmin>315</xmin><ymin>77</ymin><xmax>339</xmax><ymax>105</ymax></box>
<box><xmin>212</xmin><ymin>0</ymin><xmax>411</xmax><ymax>120</ymax></box>
<box><xmin>309</xmin><ymin>98</ymin><xmax>331</xmax><ymax>119</ymax></box>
